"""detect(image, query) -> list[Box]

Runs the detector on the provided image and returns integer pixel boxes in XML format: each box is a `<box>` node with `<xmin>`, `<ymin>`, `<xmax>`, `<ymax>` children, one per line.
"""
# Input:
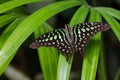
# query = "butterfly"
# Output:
<box><xmin>29</xmin><ymin>22</ymin><xmax>110</xmax><ymax>61</ymax></box>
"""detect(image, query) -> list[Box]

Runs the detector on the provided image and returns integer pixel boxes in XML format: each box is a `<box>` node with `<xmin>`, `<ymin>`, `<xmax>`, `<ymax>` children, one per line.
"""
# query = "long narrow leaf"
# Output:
<box><xmin>98</xmin><ymin>41</ymin><xmax>107</xmax><ymax>80</ymax></box>
<box><xmin>77</xmin><ymin>0</ymin><xmax>88</xmax><ymax>5</ymax></box>
<box><xmin>0</xmin><ymin>13</ymin><xmax>20</xmax><ymax>28</ymax></box>
<box><xmin>70</xmin><ymin>5</ymin><xmax>89</xmax><ymax>26</ymax></box>
<box><xmin>99</xmin><ymin>10</ymin><xmax>120</xmax><ymax>41</ymax></box>
<box><xmin>89</xmin><ymin>8</ymin><xmax>102</xmax><ymax>22</ymax></box>
<box><xmin>95</xmin><ymin>7</ymin><xmax>120</xmax><ymax>20</ymax></box>
<box><xmin>0</xmin><ymin>1</ymin><xmax>80</xmax><ymax>75</ymax></box>
<box><xmin>0</xmin><ymin>16</ymin><xmax>26</xmax><ymax>49</ymax></box>
<box><xmin>0</xmin><ymin>0</ymin><xmax>42</xmax><ymax>14</ymax></box>
<box><xmin>114</xmin><ymin>68</ymin><xmax>120</xmax><ymax>80</ymax></box>
<box><xmin>81</xmin><ymin>8</ymin><xmax>102</xmax><ymax>80</ymax></box>
<box><xmin>57</xmin><ymin>5</ymin><xmax>89</xmax><ymax>80</ymax></box>
<box><xmin>34</xmin><ymin>23</ymin><xmax>58</xmax><ymax>80</ymax></box>
<box><xmin>0</xmin><ymin>17</ymin><xmax>26</xmax><ymax>74</ymax></box>
<box><xmin>57</xmin><ymin>53</ymin><xmax>74</xmax><ymax>80</ymax></box>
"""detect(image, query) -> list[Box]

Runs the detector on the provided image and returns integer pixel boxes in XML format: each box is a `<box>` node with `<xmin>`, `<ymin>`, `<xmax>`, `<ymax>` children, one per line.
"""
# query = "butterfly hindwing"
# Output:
<box><xmin>73</xmin><ymin>22</ymin><xmax>110</xmax><ymax>56</ymax></box>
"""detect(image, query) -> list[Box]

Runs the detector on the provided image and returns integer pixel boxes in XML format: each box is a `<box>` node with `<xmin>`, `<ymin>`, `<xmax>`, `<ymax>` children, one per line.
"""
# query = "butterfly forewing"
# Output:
<box><xmin>30</xmin><ymin>29</ymin><xmax>72</xmax><ymax>60</ymax></box>
<box><xmin>73</xmin><ymin>22</ymin><xmax>110</xmax><ymax>56</ymax></box>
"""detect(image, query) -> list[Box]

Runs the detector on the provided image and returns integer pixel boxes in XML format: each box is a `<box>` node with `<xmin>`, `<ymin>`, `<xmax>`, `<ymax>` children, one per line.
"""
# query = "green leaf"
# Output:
<box><xmin>34</xmin><ymin>23</ymin><xmax>58</xmax><ymax>80</ymax></box>
<box><xmin>0</xmin><ymin>16</ymin><xmax>26</xmax><ymax>49</ymax></box>
<box><xmin>89</xmin><ymin>8</ymin><xmax>102</xmax><ymax>22</ymax></box>
<box><xmin>77</xmin><ymin>0</ymin><xmax>88</xmax><ymax>5</ymax></box>
<box><xmin>57</xmin><ymin>5</ymin><xmax>89</xmax><ymax>80</ymax></box>
<box><xmin>114</xmin><ymin>68</ymin><xmax>120</xmax><ymax>80</ymax></box>
<box><xmin>0</xmin><ymin>0</ymin><xmax>42</xmax><ymax>14</ymax></box>
<box><xmin>99</xmin><ymin>10</ymin><xmax>120</xmax><ymax>41</ymax></box>
<box><xmin>0</xmin><ymin>13</ymin><xmax>20</xmax><ymax>28</ymax></box>
<box><xmin>57</xmin><ymin>53</ymin><xmax>74</xmax><ymax>80</ymax></box>
<box><xmin>0</xmin><ymin>17</ymin><xmax>26</xmax><ymax>75</ymax></box>
<box><xmin>98</xmin><ymin>41</ymin><xmax>107</xmax><ymax>80</ymax></box>
<box><xmin>81</xmin><ymin>8</ymin><xmax>102</xmax><ymax>80</ymax></box>
<box><xmin>0</xmin><ymin>1</ymin><xmax>80</xmax><ymax>75</ymax></box>
<box><xmin>95</xmin><ymin>7</ymin><xmax>120</xmax><ymax>20</ymax></box>
<box><xmin>70</xmin><ymin>5</ymin><xmax>89</xmax><ymax>26</ymax></box>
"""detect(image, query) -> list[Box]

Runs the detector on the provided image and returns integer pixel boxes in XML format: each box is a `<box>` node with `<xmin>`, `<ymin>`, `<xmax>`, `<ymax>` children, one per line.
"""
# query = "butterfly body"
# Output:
<box><xmin>30</xmin><ymin>22</ymin><xmax>110</xmax><ymax>61</ymax></box>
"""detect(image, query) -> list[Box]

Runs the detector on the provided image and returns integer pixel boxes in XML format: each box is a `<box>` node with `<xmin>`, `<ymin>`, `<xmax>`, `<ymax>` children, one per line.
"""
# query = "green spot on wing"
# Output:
<box><xmin>90</xmin><ymin>27</ymin><xmax>94</xmax><ymax>30</ymax></box>
<box><xmin>50</xmin><ymin>37</ymin><xmax>53</xmax><ymax>40</ymax></box>
<box><xmin>59</xmin><ymin>35</ymin><xmax>62</xmax><ymax>39</ymax></box>
<box><xmin>45</xmin><ymin>38</ymin><xmax>48</xmax><ymax>41</ymax></box>
<box><xmin>54</xmin><ymin>35</ymin><xmax>57</xmax><ymax>39</ymax></box>
<box><xmin>81</xmin><ymin>28</ymin><xmax>86</xmax><ymax>32</ymax></box>
<box><xmin>78</xmin><ymin>29</ymin><xmax>81</xmax><ymax>34</ymax></box>
<box><xmin>86</xmin><ymin>28</ymin><xmax>90</xmax><ymax>31</ymax></box>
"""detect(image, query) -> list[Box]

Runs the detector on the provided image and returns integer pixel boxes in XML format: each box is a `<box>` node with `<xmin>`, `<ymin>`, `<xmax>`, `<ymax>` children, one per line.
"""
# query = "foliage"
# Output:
<box><xmin>0</xmin><ymin>0</ymin><xmax>120</xmax><ymax>80</ymax></box>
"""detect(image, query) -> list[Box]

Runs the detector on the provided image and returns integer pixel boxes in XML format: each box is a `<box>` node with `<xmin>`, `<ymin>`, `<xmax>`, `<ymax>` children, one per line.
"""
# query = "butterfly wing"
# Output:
<box><xmin>73</xmin><ymin>22</ymin><xmax>110</xmax><ymax>56</ymax></box>
<box><xmin>29</xmin><ymin>29</ymin><xmax>72</xmax><ymax>61</ymax></box>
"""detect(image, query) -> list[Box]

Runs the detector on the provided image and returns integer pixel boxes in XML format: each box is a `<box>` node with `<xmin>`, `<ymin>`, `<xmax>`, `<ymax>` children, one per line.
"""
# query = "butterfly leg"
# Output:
<box><xmin>66</xmin><ymin>54</ymin><xmax>70</xmax><ymax>61</ymax></box>
<box><xmin>79</xmin><ymin>49</ymin><xmax>86</xmax><ymax>57</ymax></box>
